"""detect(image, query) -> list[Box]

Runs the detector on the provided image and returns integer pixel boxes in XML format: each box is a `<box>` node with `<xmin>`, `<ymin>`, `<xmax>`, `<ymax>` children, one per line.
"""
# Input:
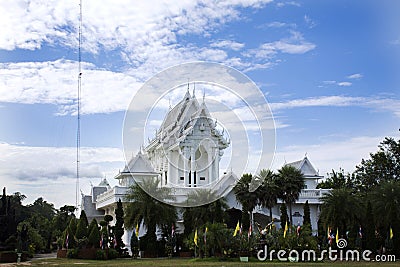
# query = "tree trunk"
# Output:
<box><xmin>269</xmin><ymin>208</ymin><xmax>273</xmax><ymax>222</ymax></box>
<box><xmin>289</xmin><ymin>202</ymin><xmax>293</xmax><ymax>226</ymax></box>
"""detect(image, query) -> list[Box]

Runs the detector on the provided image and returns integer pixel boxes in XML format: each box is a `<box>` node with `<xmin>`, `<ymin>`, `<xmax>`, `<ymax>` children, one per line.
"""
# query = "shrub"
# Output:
<box><xmin>108</xmin><ymin>248</ymin><xmax>118</xmax><ymax>259</ymax></box>
<box><xmin>75</xmin><ymin>219</ymin><xmax>88</xmax><ymax>240</ymax></box>
<box><xmin>88</xmin><ymin>223</ymin><xmax>101</xmax><ymax>248</ymax></box>
<box><xmin>66</xmin><ymin>248</ymin><xmax>78</xmax><ymax>259</ymax></box>
<box><xmin>95</xmin><ymin>249</ymin><xmax>106</xmax><ymax>260</ymax></box>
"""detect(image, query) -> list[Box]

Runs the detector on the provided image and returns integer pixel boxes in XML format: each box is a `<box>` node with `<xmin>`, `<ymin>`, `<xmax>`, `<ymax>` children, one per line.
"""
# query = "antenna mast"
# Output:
<box><xmin>76</xmin><ymin>0</ymin><xmax>82</xmax><ymax>212</ymax></box>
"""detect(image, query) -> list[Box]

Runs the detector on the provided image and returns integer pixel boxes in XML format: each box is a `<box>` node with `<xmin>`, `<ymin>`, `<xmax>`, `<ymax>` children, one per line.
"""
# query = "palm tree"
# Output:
<box><xmin>183</xmin><ymin>189</ymin><xmax>228</xmax><ymax>235</ymax></box>
<box><xmin>233</xmin><ymin>173</ymin><xmax>258</xmax><ymax>230</ymax></box>
<box><xmin>256</xmin><ymin>169</ymin><xmax>278</xmax><ymax>221</ymax></box>
<box><xmin>369</xmin><ymin>180</ymin><xmax>400</xmax><ymax>253</ymax></box>
<box><xmin>319</xmin><ymin>188</ymin><xmax>362</xmax><ymax>234</ymax></box>
<box><xmin>276</xmin><ymin>165</ymin><xmax>305</xmax><ymax>225</ymax></box>
<box><xmin>124</xmin><ymin>178</ymin><xmax>177</xmax><ymax>247</ymax></box>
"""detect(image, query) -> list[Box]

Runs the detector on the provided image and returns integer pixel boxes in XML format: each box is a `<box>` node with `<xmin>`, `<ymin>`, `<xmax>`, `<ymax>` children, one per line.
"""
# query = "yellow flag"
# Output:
<box><xmin>194</xmin><ymin>229</ymin><xmax>198</xmax><ymax>246</ymax></box>
<box><xmin>233</xmin><ymin>221</ymin><xmax>240</xmax><ymax>237</ymax></box>
<box><xmin>336</xmin><ymin>228</ymin><xmax>339</xmax><ymax>244</ymax></box>
<box><xmin>135</xmin><ymin>223</ymin><xmax>139</xmax><ymax>237</ymax></box>
<box><xmin>283</xmin><ymin>220</ymin><xmax>288</xmax><ymax>238</ymax></box>
<box><xmin>390</xmin><ymin>227</ymin><xmax>393</xmax><ymax>239</ymax></box>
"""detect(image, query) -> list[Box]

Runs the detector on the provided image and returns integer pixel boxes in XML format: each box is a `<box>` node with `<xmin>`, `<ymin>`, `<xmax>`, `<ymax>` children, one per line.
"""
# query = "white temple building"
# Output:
<box><xmin>82</xmin><ymin>90</ymin><xmax>330</xmax><ymax>249</ymax></box>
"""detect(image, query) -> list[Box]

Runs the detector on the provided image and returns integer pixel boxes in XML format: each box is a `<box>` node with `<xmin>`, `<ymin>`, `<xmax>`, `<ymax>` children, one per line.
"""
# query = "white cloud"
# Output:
<box><xmin>0</xmin><ymin>1</ymin><xmax>272</xmax><ymax>68</ymax></box>
<box><xmin>270</xmin><ymin>95</ymin><xmax>400</xmax><ymax>118</ymax></box>
<box><xmin>0</xmin><ymin>142</ymin><xmax>124</xmax><ymax>207</ymax></box>
<box><xmin>0</xmin><ymin>1</ymin><xmax>317</xmax><ymax>77</ymax></box>
<box><xmin>262</xmin><ymin>21</ymin><xmax>290</xmax><ymax>28</ymax></box>
<box><xmin>272</xmin><ymin>135</ymin><xmax>387</xmax><ymax>175</ymax></box>
<box><xmin>210</xmin><ymin>40</ymin><xmax>245</xmax><ymax>51</ymax></box>
<box><xmin>323</xmin><ymin>80</ymin><xmax>337</xmax><ymax>85</ymax></box>
<box><xmin>276</xmin><ymin>1</ymin><xmax>301</xmax><ymax>8</ymax></box>
<box><xmin>347</xmin><ymin>73</ymin><xmax>363</xmax><ymax>79</ymax></box>
<box><xmin>304</xmin><ymin>15</ymin><xmax>317</xmax><ymax>28</ymax></box>
<box><xmin>245</xmin><ymin>31</ymin><xmax>316</xmax><ymax>59</ymax></box>
<box><xmin>338</xmin><ymin>81</ymin><xmax>352</xmax><ymax>87</ymax></box>
<box><xmin>0</xmin><ymin>60</ymin><xmax>142</xmax><ymax>114</ymax></box>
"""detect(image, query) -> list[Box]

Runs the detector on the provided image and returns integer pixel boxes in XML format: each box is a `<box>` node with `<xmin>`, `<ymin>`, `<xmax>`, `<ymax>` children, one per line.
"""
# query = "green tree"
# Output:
<box><xmin>303</xmin><ymin>200</ymin><xmax>312</xmax><ymax>233</ymax></box>
<box><xmin>276</xmin><ymin>165</ymin><xmax>305</xmax><ymax>225</ymax></box>
<box><xmin>125</xmin><ymin>178</ymin><xmax>177</xmax><ymax>253</ymax></box>
<box><xmin>233</xmin><ymin>173</ymin><xmax>258</xmax><ymax>230</ymax></box>
<box><xmin>363</xmin><ymin>201</ymin><xmax>376</xmax><ymax>251</ymax></box>
<box><xmin>320</xmin><ymin>188</ymin><xmax>362</xmax><ymax>235</ymax></box>
<box><xmin>317</xmin><ymin>169</ymin><xmax>354</xmax><ymax>189</ymax></box>
<box><xmin>27</xmin><ymin>197</ymin><xmax>55</xmax><ymax>221</ymax></box>
<box><xmin>130</xmin><ymin>231</ymin><xmax>139</xmax><ymax>258</ymax></box>
<box><xmin>256</xmin><ymin>169</ymin><xmax>278</xmax><ymax>221</ymax></box>
<box><xmin>114</xmin><ymin>199</ymin><xmax>125</xmax><ymax>255</ymax></box>
<box><xmin>280</xmin><ymin>203</ymin><xmax>288</xmax><ymax>230</ymax></box>
<box><xmin>354</xmin><ymin>137</ymin><xmax>400</xmax><ymax>191</ymax></box>
<box><xmin>183</xmin><ymin>189</ymin><xmax>228</xmax><ymax>236</ymax></box>
<box><xmin>75</xmin><ymin>218</ymin><xmax>88</xmax><ymax>240</ymax></box>
<box><xmin>369</xmin><ymin>181</ymin><xmax>400</xmax><ymax>256</ymax></box>
<box><xmin>88</xmin><ymin>219</ymin><xmax>101</xmax><ymax>248</ymax></box>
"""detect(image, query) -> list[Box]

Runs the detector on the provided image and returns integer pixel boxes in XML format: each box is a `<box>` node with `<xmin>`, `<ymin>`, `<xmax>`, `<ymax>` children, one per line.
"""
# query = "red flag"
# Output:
<box><xmin>113</xmin><ymin>235</ymin><xmax>117</xmax><ymax>248</ymax></box>
<box><xmin>248</xmin><ymin>224</ymin><xmax>252</xmax><ymax>240</ymax></box>
<box><xmin>65</xmin><ymin>234</ymin><xmax>69</xmax><ymax>249</ymax></box>
<box><xmin>171</xmin><ymin>224</ymin><xmax>175</xmax><ymax>236</ymax></box>
<box><xmin>296</xmin><ymin>225</ymin><xmax>301</xmax><ymax>236</ymax></box>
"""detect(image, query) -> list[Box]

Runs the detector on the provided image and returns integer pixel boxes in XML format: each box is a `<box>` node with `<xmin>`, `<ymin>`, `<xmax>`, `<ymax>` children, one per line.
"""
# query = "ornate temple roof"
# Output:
<box><xmin>146</xmin><ymin>89</ymin><xmax>228</xmax><ymax>151</ymax></box>
<box><xmin>285</xmin><ymin>156</ymin><xmax>321</xmax><ymax>177</ymax></box>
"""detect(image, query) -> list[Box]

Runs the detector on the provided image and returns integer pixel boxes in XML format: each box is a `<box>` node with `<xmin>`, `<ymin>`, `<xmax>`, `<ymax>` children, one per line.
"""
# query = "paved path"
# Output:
<box><xmin>31</xmin><ymin>252</ymin><xmax>57</xmax><ymax>260</ymax></box>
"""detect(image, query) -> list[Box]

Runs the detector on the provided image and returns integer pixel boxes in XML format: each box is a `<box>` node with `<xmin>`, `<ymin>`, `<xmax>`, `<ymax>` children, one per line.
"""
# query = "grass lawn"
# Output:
<box><xmin>11</xmin><ymin>258</ymin><xmax>399</xmax><ymax>267</ymax></box>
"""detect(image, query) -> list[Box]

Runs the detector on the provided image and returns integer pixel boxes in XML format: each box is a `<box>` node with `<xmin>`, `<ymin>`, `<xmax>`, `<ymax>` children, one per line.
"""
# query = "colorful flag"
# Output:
<box><xmin>248</xmin><ymin>224</ymin><xmax>252</xmax><ymax>240</ymax></box>
<box><xmin>359</xmin><ymin>226</ymin><xmax>362</xmax><ymax>239</ymax></box>
<box><xmin>135</xmin><ymin>223</ymin><xmax>139</xmax><ymax>237</ymax></box>
<box><xmin>194</xmin><ymin>229</ymin><xmax>198</xmax><ymax>246</ymax></box>
<box><xmin>390</xmin><ymin>227</ymin><xmax>393</xmax><ymax>239</ymax></box>
<box><xmin>283</xmin><ymin>221</ymin><xmax>288</xmax><ymax>238</ymax></box>
<box><xmin>204</xmin><ymin>227</ymin><xmax>208</xmax><ymax>245</ymax></box>
<box><xmin>233</xmin><ymin>221</ymin><xmax>240</xmax><ymax>237</ymax></box>
<box><xmin>336</xmin><ymin>228</ymin><xmax>339</xmax><ymax>245</ymax></box>
<box><xmin>171</xmin><ymin>224</ymin><xmax>175</xmax><ymax>237</ymax></box>
<box><xmin>296</xmin><ymin>225</ymin><xmax>301</xmax><ymax>236</ymax></box>
<box><xmin>65</xmin><ymin>233</ymin><xmax>69</xmax><ymax>249</ymax></box>
<box><xmin>113</xmin><ymin>234</ymin><xmax>117</xmax><ymax>248</ymax></box>
<box><xmin>100</xmin><ymin>233</ymin><xmax>104</xmax><ymax>249</ymax></box>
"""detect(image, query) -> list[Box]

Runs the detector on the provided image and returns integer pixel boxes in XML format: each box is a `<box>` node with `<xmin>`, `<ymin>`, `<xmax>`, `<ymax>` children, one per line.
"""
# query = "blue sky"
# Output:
<box><xmin>0</xmin><ymin>0</ymin><xmax>399</xmax><ymax>208</ymax></box>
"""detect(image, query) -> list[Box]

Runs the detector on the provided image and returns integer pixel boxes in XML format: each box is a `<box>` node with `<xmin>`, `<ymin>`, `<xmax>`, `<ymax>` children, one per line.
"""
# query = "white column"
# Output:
<box><xmin>191</xmin><ymin>147</ymin><xmax>196</xmax><ymax>187</ymax></box>
<box><xmin>167</xmin><ymin>151</ymin><xmax>171</xmax><ymax>185</ymax></box>
<box><xmin>208</xmin><ymin>150</ymin><xmax>212</xmax><ymax>184</ymax></box>
<box><xmin>214</xmin><ymin>148</ymin><xmax>220</xmax><ymax>182</ymax></box>
<box><xmin>184</xmin><ymin>147</ymin><xmax>189</xmax><ymax>187</ymax></box>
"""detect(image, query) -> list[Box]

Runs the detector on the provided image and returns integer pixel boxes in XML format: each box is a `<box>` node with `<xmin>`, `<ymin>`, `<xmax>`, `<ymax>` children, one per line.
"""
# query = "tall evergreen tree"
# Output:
<box><xmin>114</xmin><ymin>199</ymin><xmax>125</xmax><ymax>255</ymax></box>
<box><xmin>303</xmin><ymin>200</ymin><xmax>312</xmax><ymax>233</ymax></box>
<box><xmin>88</xmin><ymin>219</ymin><xmax>101</xmax><ymax>248</ymax></box>
<box><xmin>363</xmin><ymin>201</ymin><xmax>376</xmax><ymax>251</ymax></box>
